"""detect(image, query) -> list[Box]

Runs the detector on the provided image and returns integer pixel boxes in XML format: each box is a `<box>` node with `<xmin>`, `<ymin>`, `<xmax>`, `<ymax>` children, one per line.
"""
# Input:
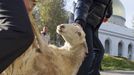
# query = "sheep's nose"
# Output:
<box><xmin>60</xmin><ymin>25</ymin><xmax>65</xmax><ymax>29</ymax></box>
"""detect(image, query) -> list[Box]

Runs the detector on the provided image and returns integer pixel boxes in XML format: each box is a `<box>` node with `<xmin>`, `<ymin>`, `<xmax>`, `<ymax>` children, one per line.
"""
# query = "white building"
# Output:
<box><xmin>99</xmin><ymin>0</ymin><xmax>134</xmax><ymax>60</ymax></box>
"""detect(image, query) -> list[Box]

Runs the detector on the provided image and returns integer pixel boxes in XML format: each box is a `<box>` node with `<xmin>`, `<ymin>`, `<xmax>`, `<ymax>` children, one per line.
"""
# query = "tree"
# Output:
<box><xmin>33</xmin><ymin>0</ymin><xmax>68</xmax><ymax>44</ymax></box>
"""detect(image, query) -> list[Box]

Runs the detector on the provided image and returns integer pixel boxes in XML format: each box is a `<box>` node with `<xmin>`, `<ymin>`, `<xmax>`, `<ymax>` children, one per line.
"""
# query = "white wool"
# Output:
<box><xmin>1</xmin><ymin>23</ymin><xmax>87</xmax><ymax>75</ymax></box>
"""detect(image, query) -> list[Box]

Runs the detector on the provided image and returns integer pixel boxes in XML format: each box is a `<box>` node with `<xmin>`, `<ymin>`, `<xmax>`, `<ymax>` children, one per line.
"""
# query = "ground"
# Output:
<box><xmin>101</xmin><ymin>70</ymin><xmax>134</xmax><ymax>75</ymax></box>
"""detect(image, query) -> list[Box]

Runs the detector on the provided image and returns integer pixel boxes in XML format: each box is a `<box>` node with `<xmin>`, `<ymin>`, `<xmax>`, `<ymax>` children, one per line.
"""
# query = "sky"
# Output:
<box><xmin>65</xmin><ymin>0</ymin><xmax>134</xmax><ymax>28</ymax></box>
<box><xmin>120</xmin><ymin>0</ymin><xmax>134</xmax><ymax>28</ymax></box>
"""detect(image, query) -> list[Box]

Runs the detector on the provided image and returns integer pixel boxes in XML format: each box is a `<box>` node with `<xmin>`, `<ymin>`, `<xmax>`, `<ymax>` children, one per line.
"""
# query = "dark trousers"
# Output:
<box><xmin>0</xmin><ymin>0</ymin><xmax>34</xmax><ymax>73</ymax></box>
<box><xmin>77</xmin><ymin>25</ymin><xmax>104</xmax><ymax>75</ymax></box>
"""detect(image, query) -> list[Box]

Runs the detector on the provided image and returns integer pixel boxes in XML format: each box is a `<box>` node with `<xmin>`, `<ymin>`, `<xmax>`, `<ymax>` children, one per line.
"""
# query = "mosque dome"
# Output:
<box><xmin>112</xmin><ymin>0</ymin><xmax>126</xmax><ymax>18</ymax></box>
<box><xmin>109</xmin><ymin>0</ymin><xmax>126</xmax><ymax>26</ymax></box>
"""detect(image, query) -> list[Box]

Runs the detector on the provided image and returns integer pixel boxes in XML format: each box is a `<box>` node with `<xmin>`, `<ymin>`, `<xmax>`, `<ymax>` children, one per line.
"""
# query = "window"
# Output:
<box><xmin>105</xmin><ymin>39</ymin><xmax>110</xmax><ymax>54</ymax></box>
<box><xmin>118</xmin><ymin>41</ymin><xmax>123</xmax><ymax>57</ymax></box>
<box><xmin>128</xmin><ymin>44</ymin><xmax>132</xmax><ymax>60</ymax></box>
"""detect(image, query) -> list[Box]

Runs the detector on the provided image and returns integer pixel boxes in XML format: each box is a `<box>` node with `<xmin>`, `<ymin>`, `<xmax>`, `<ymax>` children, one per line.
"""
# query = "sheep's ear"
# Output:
<box><xmin>72</xmin><ymin>23</ymin><xmax>81</xmax><ymax>26</ymax></box>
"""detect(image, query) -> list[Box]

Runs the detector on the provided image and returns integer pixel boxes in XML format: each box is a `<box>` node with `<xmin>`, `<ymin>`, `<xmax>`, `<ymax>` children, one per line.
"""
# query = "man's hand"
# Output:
<box><xmin>103</xmin><ymin>17</ymin><xmax>109</xmax><ymax>23</ymax></box>
<box><xmin>24</xmin><ymin>0</ymin><xmax>34</xmax><ymax>12</ymax></box>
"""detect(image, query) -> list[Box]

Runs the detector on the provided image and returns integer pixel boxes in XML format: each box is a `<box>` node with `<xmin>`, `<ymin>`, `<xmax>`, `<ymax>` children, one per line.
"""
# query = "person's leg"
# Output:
<box><xmin>90</xmin><ymin>30</ymin><xmax>105</xmax><ymax>75</ymax></box>
<box><xmin>77</xmin><ymin>25</ymin><xmax>94</xmax><ymax>75</ymax></box>
<box><xmin>0</xmin><ymin>0</ymin><xmax>34</xmax><ymax>73</ymax></box>
<box><xmin>77</xmin><ymin>29</ymin><xmax>105</xmax><ymax>75</ymax></box>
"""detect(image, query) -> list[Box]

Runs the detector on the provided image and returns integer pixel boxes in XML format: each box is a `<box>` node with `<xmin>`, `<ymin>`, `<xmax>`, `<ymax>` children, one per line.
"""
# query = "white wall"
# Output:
<box><xmin>98</xmin><ymin>23</ymin><xmax>134</xmax><ymax>61</ymax></box>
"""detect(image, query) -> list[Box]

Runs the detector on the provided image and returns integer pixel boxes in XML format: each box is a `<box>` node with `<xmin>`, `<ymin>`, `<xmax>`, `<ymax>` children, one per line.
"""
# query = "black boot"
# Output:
<box><xmin>77</xmin><ymin>48</ymin><xmax>104</xmax><ymax>75</ymax></box>
<box><xmin>77</xmin><ymin>50</ymin><xmax>96</xmax><ymax>75</ymax></box>
<box><xmin>88</xmin><ymin>48</ymin><xmax>104</xmax><ymax>75</ymax></box>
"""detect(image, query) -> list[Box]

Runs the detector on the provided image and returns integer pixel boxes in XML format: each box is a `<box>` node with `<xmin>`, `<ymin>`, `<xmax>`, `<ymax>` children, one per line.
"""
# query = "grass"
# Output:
<box><xmin>101</xmin><ymin>54</ymin><xmax>134</xmax><ymax>71</ymax></box>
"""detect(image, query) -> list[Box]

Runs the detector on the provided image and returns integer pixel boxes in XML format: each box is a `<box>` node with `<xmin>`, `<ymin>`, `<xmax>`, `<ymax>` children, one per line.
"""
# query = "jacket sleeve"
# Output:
<box><xmin>74</xmin><ymin>0</ymin><xmax>93</xmax><ymax>26</ymax></box>
<box><xmin>105</xmin><ymin>0</ymin><xmax>113</xmax><ymax>18</ymax></box>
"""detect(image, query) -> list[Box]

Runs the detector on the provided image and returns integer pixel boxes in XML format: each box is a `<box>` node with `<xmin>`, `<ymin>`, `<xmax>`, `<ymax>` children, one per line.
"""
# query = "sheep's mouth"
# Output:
<box><xmin>57</xmin><ymin>26</ymin><xmax>65</xmax><ymax>34</ymax></box>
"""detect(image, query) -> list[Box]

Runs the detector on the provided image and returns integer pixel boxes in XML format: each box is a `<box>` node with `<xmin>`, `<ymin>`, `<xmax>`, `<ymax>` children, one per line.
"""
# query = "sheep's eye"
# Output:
<box><xmin>77</xmin><ymin>31</ymin><xmax>81</xmax><ymax>36</ymax></box>
<box><xmin>74</xmin><ymin>24</ymin><xmax>77</xmax><ymax>26</ymax></box>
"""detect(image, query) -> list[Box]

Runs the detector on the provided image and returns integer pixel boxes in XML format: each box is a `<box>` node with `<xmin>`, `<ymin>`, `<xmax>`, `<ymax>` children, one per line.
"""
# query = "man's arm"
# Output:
<box><xmin>74</xmin><ymin>0</ymin><xmax>93</xmax><ymax>27</ymax></box>
<box><xmin>103</xmin><ymin>0</ymin><xmax>113</xmax><ymax>22</ymax></box>
<box><xmin>105</xmin><ymin>1</ymin><xmax>113</xmax><ymax>18</ymax></box>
